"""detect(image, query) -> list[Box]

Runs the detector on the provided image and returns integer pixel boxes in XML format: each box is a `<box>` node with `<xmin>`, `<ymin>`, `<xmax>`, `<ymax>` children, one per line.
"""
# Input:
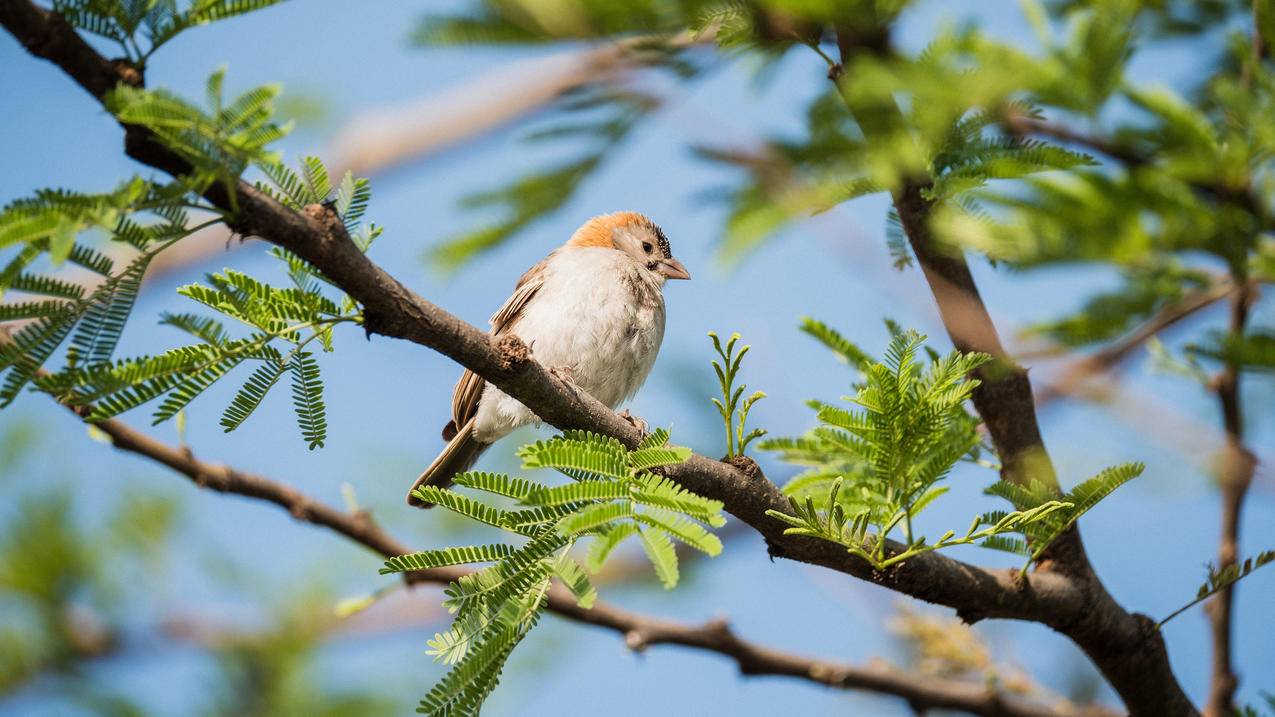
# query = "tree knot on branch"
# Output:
<box><xmin>302</xmin><ymin>202</ymin><xmax>344</xmax><ymax>238</ymax></box>
<box><xmin>725</xmin><ymin>454</ymin><xmax>761</xmax><ymax>478</ymax></box>
<box><xmin>109</xmin><ymin>57</ymin><xmax>142</xmax><ymax>87</ymax></box>
<box><xmin>495</xmin><ymin>334</ymin><xmax>531</xmax><ymax>371</ymax></box>
<box><xmin>623</xmin><ymin>629</ymin><xmax>649</xmax><ymax>652</ymax></box>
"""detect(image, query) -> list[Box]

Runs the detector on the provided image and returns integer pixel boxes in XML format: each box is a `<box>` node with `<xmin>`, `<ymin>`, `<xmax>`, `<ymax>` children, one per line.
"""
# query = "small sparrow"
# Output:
<box><xmin>408</xmin><ymin>211</ymin><xmax>690</xmax><ymax>506</ymax></box>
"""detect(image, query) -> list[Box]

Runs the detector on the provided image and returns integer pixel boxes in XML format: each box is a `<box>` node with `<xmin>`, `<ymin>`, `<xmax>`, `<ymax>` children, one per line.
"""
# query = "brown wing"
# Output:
<box><xmin>442</xmin><ymin>256</ymin><xmax>551</xmax><ymax>439</ymax></box>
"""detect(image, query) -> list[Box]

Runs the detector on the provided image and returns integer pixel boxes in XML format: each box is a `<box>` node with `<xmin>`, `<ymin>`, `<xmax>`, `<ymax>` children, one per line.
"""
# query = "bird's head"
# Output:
<box><xmin>566</xmin><ymin>211</ymin><xmax>691</xmax><ymax>282</ymax></box>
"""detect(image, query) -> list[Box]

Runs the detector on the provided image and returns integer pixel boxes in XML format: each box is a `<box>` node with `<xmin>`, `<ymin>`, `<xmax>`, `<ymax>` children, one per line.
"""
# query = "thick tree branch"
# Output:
<box><xmin>24</xmin><ymin>371</ymin><xmax>1107</xmax><ymax>717</ymax></box>
<box><xmin>834</xmin><ymin>28</ymin><xmax>1198</xmax><ymax>717</ymax></box>
<box><xmin>1203</xmin><ymin>283</ymin><xmax>1258</xmax><ymax>717</ymax></box>
<box><xmin>0</xmin><ymin>0</ymin><xmax>1112</xmax><ymax>635</ymax></box>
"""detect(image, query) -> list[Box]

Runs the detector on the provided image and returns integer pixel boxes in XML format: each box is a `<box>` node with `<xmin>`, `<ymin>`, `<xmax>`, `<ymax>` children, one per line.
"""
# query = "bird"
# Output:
<box><xmin>407</xmin><ymin>211</ymin><xmax>691</xmax><ymax>507</ymax></box>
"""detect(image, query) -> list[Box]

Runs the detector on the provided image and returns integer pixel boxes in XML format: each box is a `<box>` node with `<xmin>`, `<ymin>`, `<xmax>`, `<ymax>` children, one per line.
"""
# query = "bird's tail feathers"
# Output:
<box><xmin>408</xmin><ymin>418</ymin><xmax>489</xmax><ymax>507</ymax></box>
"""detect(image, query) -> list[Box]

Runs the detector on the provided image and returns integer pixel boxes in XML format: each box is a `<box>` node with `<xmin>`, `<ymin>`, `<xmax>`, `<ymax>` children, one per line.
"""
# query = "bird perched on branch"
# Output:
<box><xmin>408</xmin><ymin>211</ymin><xmax>690</xmax><ymax>506</ymax></box>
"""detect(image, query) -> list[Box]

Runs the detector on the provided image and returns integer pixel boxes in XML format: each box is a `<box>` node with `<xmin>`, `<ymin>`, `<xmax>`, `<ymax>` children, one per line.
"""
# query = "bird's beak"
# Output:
<box><xmin>656</xmin><ymin>257</ymin><xmax>691</xmax><ymax>280</ymax></box>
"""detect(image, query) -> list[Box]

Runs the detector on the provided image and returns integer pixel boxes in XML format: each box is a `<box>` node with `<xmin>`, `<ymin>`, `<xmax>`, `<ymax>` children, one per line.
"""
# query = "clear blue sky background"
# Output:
<box><xmin>1</xmin><ymin>1</ymin><xmax>1272</xmax><ymax>715</ymax></box>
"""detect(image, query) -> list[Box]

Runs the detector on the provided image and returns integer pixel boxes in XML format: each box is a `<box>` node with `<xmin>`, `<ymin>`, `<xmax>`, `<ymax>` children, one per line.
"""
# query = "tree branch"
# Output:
<box><xmin>1033</xmin><ymin>277</ymin><xmax>1241</xmax><ymax>408</ymax></box>
<box><xmin>19</xmin><ymin>352</ymin><xmax>1108</xmax><ymax>717</ymax></box>
<box><xmin>0</xmin><ymin>0</ymin><xmax>1106</xmax><ymax>633</ymax></box>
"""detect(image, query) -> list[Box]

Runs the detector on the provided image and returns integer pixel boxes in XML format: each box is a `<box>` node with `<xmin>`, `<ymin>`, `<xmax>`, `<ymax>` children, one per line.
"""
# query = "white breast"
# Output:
<box><xmin>472</xmin><ymin>248</ymin><xmax>666</xmax><ymax>443</ymax></box>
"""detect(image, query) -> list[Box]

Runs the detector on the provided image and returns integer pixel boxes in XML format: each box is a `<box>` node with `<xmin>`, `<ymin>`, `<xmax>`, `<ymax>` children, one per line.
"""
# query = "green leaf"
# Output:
<box><xmin>627</xmin><ymin>445</ymin><xmax>692</xmax><ymax>471</ymax></box>
<box><xmin>586</xmin><ymin>523</ymin><xmax>640</xmax><ymax>572</ymax></box>
<box><xmin>410</xmin><ymin>486</ymin><xmax>511</xmax><ymax>532</ymax></box>
<box><xmin>1160</xmin><ymin>550</ymin><xmax>1275</xmax><ymax>627</ymax></box>
<box><xmin>551</xmin><ymin>556</ymin><xmax>597</xmax><ymax>608</ymax></box>
<box><xmin>289</xmin><ymin>352</ymin><xmax>326</xmax><ymax>449</ymax></box>
<box><xmin>633</xmin><ymin>474</ymin><xmax>725</xmax><ymax>527</ymax></box>
<box><xmin>451</xmin><ymin>472</ymin><xmax>547</xmax><ymax>500</ymax></box>
<box><xmin>219</xmin><ymin>360</ymin><xmax>287</xmax><ymax>432</ymax></box>
<box><xmin>381</xmin><ymin>544</ymin><xmax>516</xmax><ymax>574</ymax></box>
<box><xmin>522</xmin><ymin>480</ymin><xmax>632</xmax><ymax>507</ymax></box>
<box><xmin>637</xmin><ymin>526</ymin><xmax>679</xmax><ymax>588</ymax></box>
<box><xmin>518</xmin><ymin>435</ymin><xmax>628</xmax><ymax>480</ymax></box>
<box><xmin>636</xmin><ymin>512</ymin><xmax>723</xmax><ymax>556</ymax></box>
<box><xmin>557</xmin><ymin>502</ymin><xmax>634</xmax><ymax>537</ymax></box>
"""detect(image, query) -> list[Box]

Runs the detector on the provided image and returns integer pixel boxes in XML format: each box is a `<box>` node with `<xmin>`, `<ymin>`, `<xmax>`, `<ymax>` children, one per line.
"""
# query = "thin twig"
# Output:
<box><xmin>1033</xmin><ymin>277</ymin><xmax>1240</xmax><ymax>407</ymax></box>
<box><xmin>1203</xmin><ymin>282</ymin><xmax>1258</xmax><ymax>717</ymax></box>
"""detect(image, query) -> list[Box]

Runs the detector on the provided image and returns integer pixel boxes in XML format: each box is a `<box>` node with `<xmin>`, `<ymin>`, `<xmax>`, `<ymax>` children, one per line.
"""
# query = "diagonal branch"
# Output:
<box><xmin>1033</xmin><ymin>277</ymin><xmax>1241</xmax><ymax>408</ymax></box>
<box><xmin>0</xmin><ymin>0</ymin><xmax>1101</xmax><ymax>635</ymax></box>
<box><xmin>20</xmin><ymin>351</ymin><xmax>1109</xmax><ymax>717</ymax></box>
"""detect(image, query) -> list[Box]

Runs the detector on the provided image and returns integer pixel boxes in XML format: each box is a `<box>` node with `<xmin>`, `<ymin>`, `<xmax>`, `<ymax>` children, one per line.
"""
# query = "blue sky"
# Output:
<box><xmin>1</xmin><ymin>1</ymin><xmax>1272</xmax><ymax>715</ymax></box>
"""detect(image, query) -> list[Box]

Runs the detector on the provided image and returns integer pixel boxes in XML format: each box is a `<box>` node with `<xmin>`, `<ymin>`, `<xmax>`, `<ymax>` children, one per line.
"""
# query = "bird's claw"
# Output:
<box><xmin>618</xmin><ymin>409</ymin><xmax>649</xmax><ymax>436</ymax></box>
<box><xmin>550</xmin><ymin>365</ymin><xmax>576</xmax><ymax>385</ymax></box>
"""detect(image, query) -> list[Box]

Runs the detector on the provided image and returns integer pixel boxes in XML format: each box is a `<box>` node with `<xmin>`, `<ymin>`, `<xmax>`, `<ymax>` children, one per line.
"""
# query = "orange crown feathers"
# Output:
<box><xmin>566</xmin><ymin>211</ymin><xmax>658</xmax><ymax>249</ymax></box>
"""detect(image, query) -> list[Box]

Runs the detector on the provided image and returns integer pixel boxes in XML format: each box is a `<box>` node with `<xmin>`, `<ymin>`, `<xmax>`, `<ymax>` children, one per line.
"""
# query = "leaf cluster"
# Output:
<box><xmin>763</xmin><ymin>325</ymin><xmax>1037</xmax><ymax>569</ymax></box>
<box><xmin>980</xmin><ymin>462</ymin><xmax>1144</xmax><ymax>577</ymax></box>
<box><xmin>382</xmin><ymin>429</ymin><xmax>722</xmax><ymax>716</ymax></box>
<box><xmin>1</xmin><ymin>142</ymin><xmax>377</xmax><ymax>450</ymax></box>
<box><xmin>106</xmin><ymin>67</ymin><xmax>293</xmax><ymax>202</ymax></box>
<box><xmin>0</xmin><ymin>178</ymin><xmax>208</xmax><ymax>406</ymax></box>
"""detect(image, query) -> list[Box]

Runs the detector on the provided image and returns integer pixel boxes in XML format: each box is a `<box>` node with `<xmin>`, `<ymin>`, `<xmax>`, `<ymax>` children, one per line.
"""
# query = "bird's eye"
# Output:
<box><xmin>642</xmin><ymin>242</ymin><xmax>653</xmax><ymax>253</ymax></box>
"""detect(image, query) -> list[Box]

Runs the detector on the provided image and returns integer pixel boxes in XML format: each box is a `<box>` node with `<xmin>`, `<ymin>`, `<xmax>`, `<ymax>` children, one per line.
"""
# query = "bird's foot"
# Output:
<box><xmin>618</xmin><ymin>409</ymin><xmax>649</xmax><ymax>436</ymax></box>
<box><xmin>550</xmin><ymin>365</ymin><xmax>576</xmax><ymax>385</ymax></box>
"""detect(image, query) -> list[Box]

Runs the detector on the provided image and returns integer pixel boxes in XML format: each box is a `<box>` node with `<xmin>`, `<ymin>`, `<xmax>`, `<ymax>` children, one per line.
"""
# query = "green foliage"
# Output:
<box><xmin>0</xmin><ymin>178</ymin><xmax>207</xmax><ymax>406</ymax></box>
<box><xmin>763</xmin><ymin>326</ymin><xmax>1061</xmax><ymax>569</ymax></box>
<box><xmin>54</xmin><ymin>0</ymin><xmax>287</xmax><ymax>64</ymax></box>
<box><xmin>767</xmin><ymin>323</ymin><xmax>1142</xmax><ymax>573</ymax></box>
<box><xmin>382</xmin><ymin>430</ymin><xmax>720</xmax><ymax>715</ymax></box>
<box><xmin>1159</xmin><ymin>549</ymin><xmax>1275</xmax><ymax>627</ymax></box>
<box><xmin>0</xmin><ymin>153</ymin><xmax>378</xmax><ymax>450</ymax></box>
<box><xmin>106</xmin><ymin>67</ymin><xmax>292</xmax><ymax>201</ymax></box>
<box><xmin>707</xmin><ymin>331</ymin><xmax>766</xmax><ymax>458</ymax></box>
<box><xmin>983</xmin><ymin>463</ymin><xmax>1144</xmax><ymax>577</ymax></box>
